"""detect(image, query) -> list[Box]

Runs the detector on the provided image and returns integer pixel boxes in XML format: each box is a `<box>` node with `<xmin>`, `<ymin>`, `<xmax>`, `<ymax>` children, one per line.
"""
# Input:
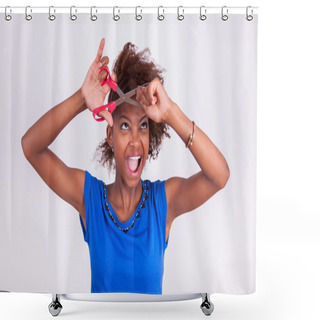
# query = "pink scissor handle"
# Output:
<box><xmin>99</xmin><ymin>67</ymin><xmax>118</xmax><ymax>91</ymax></box>
<box><xmin>92</xmin><ymin>67</ymin><xmax>118</xmax><ymax>122</ymax></box>
<box><xmin>92</xmin><ymin>101</ymin><xmax>116</xmax><ymax>121</ymax></box>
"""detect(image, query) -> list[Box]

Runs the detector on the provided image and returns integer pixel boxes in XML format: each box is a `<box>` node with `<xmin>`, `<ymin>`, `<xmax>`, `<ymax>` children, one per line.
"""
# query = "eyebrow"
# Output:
<box><xmin>119</xmin><ymin>115</ymin><xmax>148</xmax><ymax>123</ymax></box>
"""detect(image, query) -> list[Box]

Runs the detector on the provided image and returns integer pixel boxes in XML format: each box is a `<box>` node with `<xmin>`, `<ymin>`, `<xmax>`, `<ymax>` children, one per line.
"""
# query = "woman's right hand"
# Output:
<box><xmin>81</xmin><ymin>38</ymin><xmax>116</xmax><ymax>127</ymax></box>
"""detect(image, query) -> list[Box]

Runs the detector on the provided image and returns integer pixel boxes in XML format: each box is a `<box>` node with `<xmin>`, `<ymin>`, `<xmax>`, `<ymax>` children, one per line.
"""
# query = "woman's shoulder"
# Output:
<box><xmin>144</xmin><ymin>179</ymin><xmax>166</xmax><ymax>198</ymax></box>
<box><xmin>145</xmin><ymin>178</ymin><xmax>165</xmax><ymax>187</ymax></box>
<box><xmin>84</xmin><ymin>170</ymin><xmax>107</xmax><ymax>190</ymax></box>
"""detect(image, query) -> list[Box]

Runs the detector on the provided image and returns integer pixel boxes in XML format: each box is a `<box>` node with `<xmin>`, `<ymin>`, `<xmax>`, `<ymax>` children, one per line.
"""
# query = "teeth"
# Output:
<box><xmin>129</xmin><ymin>156</ymin><xmax>141</xmax><ymax>160</ymax></box>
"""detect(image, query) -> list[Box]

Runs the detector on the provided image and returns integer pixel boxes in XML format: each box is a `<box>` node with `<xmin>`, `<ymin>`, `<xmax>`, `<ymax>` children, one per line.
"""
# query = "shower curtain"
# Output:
<box><xmin>0</xmin><ymin>7</ymin><xmax>257</xmax><ymax>295</ymax></box>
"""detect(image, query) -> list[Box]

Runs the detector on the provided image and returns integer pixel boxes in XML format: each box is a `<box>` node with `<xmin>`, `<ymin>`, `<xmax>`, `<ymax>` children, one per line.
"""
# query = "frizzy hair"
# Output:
<box><xmin>95</xmin><ymin>42</ymin><xmax>171</xmax><ymax>172</ymax></box>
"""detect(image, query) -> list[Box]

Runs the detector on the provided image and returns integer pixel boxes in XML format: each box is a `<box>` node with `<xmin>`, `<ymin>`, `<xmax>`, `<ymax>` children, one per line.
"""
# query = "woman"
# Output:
<box><xmin>21</xmin><ymin>38</ymin><xmax>230</xmax><ymax>294</ymax></box>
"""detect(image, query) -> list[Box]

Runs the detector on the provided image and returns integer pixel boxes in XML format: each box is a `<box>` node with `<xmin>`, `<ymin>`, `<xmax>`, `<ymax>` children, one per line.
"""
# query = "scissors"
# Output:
<box><xmin>92</xmin><ymin>67</ymin><xmax>149</xmax><ymax>122</ymax></box>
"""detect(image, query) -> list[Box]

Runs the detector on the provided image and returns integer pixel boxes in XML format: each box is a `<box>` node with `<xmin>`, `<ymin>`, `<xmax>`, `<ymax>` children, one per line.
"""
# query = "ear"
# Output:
<box><xmin>106</xmin><ymin>124</ymin><xmax>113</xmax><ymax>148</ymax></box>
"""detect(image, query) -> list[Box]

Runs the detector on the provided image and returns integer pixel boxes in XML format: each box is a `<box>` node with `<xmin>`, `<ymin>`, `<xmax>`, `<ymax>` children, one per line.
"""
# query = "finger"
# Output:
<box><xmin>139</xmin><ymin>88</ymin><xmax>150</xmax><ymax>106</ymax></box>
<box><xmin>100</xmin><ymin>56</ymin><xmax>109</xmax><ymax>67</ymax></box>
<box><xmin>100</xmin><ymin>69</ymin><xmax>115</xmax><ymax>89</ymax></box>
<box><xmin>138</xmin><ymin>85</ymin><xmax>152</xmax><ymax>106</ymax></box>
<box><xmin>147</xmin><ymin>80</ymin><xmax>159</xmax><ymax>105</ymax></box>
<box><xmin>111</xmin><ymin>72</ymin><xmax>117</xmax><ymax>82</ymax></box>
<box><xmin>99</xmin><ymin>68</ymin><xmax>111</xmax><ymax>84</ymax></box>
<box><xmin>98</xmin><ymin>56</ymin><xmax>110</xmax><ymax>81</ymax></box>
<box><xmin>100</xmin><ymin>73</ymin><xmax>117</xmax><ymax>92</ymax></box>
<box><xmin>94</xmin><ymin>38</ymin><xmax>105</xmax><ymax>63</ymax></box>
<box><xmin>142</xmin><ymin>86</ymin><xmax>156</xmax><ymax>106</ymax></box>
<box><xmin>99</xmin><ymin>69</ymin><xmax>108</xmax><ymax>82</ymax></box>
<box><xmin>98</xmin><ymin>109</ymin><xmax>113</xmax><ymax>127</ymax></box>
<box><xmin>136</xmin><ymin>86</ymin><xmax>143</xmax><ymax>102</ymax></box>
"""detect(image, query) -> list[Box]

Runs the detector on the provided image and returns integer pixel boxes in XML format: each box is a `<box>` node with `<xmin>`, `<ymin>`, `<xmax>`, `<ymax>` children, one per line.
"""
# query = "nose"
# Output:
<box><xmin>129</xmin><ymin>127</ymin><xmax>141</xmax><ymax>147</ymax></box>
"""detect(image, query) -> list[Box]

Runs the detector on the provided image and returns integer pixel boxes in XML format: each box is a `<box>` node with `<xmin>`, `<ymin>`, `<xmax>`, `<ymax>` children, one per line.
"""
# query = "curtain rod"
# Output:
<box><xmin>0</xmin><ymin>6</ymin><xmax>259</xmax><ymax>14</ymax></box>
<box><xmin>1</xmin><ymin>6</ymin><xmax>258</xmax><ymax>22</ymax></box>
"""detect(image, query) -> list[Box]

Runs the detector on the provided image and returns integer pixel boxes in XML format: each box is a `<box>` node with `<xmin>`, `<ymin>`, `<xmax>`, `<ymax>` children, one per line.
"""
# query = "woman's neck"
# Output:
<box><xmin>107</xmin><ymin>175</ymin><xmax>143</xmax><ymax>221</ymax></box>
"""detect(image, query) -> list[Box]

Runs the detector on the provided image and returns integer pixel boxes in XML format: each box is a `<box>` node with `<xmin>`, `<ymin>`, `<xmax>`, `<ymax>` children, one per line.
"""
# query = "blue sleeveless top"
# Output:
<box><xmin>79</xmin><ymin>170</ymin><xmax>169</xmax><ymax>294</ymax></box>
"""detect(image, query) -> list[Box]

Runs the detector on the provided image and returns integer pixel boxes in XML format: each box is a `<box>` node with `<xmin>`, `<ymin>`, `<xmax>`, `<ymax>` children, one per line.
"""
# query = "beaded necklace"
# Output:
<box><xmin>103</xmin><ymin>180</ymin><xmax>149</xmax><ymax>233</ymax></box>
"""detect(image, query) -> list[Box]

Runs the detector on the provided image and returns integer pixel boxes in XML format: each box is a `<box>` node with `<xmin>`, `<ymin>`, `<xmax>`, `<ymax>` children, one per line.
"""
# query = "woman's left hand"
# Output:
<box><xmin>136</xmin><ymin>78</ymin><xmax>174</xmax><ymax>124</ymax></box>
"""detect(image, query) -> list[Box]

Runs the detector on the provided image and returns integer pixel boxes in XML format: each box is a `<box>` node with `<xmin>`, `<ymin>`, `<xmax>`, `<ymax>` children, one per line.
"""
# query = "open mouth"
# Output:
<box><xmin>126</xmin><ymin>156</ymin><xmax>142</xmax><ymax>176</ymax></box>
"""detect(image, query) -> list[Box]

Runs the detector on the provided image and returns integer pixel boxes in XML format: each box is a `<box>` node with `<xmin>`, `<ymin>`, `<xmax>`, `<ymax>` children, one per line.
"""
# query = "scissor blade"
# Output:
<box><xmin>125</xmin><ymin>98</ymin><xmax>144</xmax><ymax>109</ymax></box>
<box><xmin>114</xmin><ymin>83</ymin><xmax>151</xmax><ymax>108</ymax></box>
<box><xmin>115</xmin><ymin>86</ymin><xmax>125</xmax><ymax>98</ymax></box>
<box><xmin>115</xmin><ymin>88</ymin><xmax>137</xmax><ymax>107</ymax></box>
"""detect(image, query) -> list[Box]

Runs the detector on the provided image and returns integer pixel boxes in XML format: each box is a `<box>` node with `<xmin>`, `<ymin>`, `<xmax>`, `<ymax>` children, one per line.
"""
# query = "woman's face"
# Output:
<box><xmin>107</xmin><ymin>103</ymin><xmax>149</xmax><ymax>186</ymax></box>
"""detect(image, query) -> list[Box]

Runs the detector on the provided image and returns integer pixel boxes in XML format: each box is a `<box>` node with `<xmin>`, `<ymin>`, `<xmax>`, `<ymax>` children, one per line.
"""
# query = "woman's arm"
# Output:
<box><xmin>166</xmin><ymin>103</ymin><xmax>230</xmax><ymax>188</ymax></box>
<box><xmin>21</xmin><ymin>89</ymin><xmax>88</xmax><ymax>216</ymax></box>
<box><xmin>21</xmin><ymin>38</ymin><xmax>114</xmax><ymax>228</ymax></box>
<box><xmin>163</xmin><ymin>102</ymin><xmax>230</xmax><ymax>218</ymax></box>
<box><xmin>136</xmin><ymin>78</ymin><xmax>230</xmax><ymax>224</ymax></box>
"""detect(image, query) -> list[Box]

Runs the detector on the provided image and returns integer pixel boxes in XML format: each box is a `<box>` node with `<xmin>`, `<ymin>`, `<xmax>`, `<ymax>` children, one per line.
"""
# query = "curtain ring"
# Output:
<box><xmin>5</xmin><ymin>6</ymin><xmax>12</xmax><ymax>21</ymax></box>
<box><xmin>91</xmin><ymin>6</ymin><xmax>97</xmax><ymax>21</ymax></box>
<box><xmin>70</xmin><ymin>6</ymin><xmax>77</xmax><ymax>21</ymax></box>
<box><xmin>113</xmin><ymin>6</ymin><xmax>120</xmax><ymax>21</ymax></box>
<box><xmin>246</xmin><ymin>6</ymin><xmax>253</xmax><ymax>21</ymax></box>
<box><xmin>200</xmin><ymin>6</ymin><xmax>207</xmax><ymax>21</ymax></box>
<box><xmin>221</xmin><ymin>6</ymin><xmax>228</xmax><ymax>21</ymax></box>
<box><xmin>25</xmin><ymin>6</ymin><xmax>32</xmax><ymax>21</ymax></box>
<box><xmin>157</xmin><ymin>6</ymin><xmax>164</xmax><ymax>21</ymax></box>
<box><xmin>135</xmin><ymin>6</ymin><xmax>142</xmax><ymax>21</ymax></box>
<box><xmin>177</xmin><ymin>6</ymin><xmax>184</xmax><ymax>21</ymax></box>
<box><xmin>49</xmin><ymin>6</ymin><xmax>56</xmax><ymax>21</ymax></box>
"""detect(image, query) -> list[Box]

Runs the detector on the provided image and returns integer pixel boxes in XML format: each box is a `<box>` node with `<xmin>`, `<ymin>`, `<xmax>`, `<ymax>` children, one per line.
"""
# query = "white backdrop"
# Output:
<box><xmin>0</xmin><ymin>10</ymin><xmax>257</xmax><ymax>295</ymax></box>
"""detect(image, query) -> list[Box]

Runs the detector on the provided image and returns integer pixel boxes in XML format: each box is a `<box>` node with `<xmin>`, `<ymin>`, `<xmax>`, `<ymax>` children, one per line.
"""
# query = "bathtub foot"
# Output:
<box><xmin>48</xmin><ymin>294</ymin><xmax>63</xmax><ymax>317</ymax></box>
<box><xmin>200</xmin><ymin>293</ymin><xmax>214</xmax><ymax>316</ymax></box>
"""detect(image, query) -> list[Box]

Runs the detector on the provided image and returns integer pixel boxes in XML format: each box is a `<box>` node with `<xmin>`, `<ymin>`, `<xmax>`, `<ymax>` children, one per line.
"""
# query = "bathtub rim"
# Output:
<box><xmin>60</xmin><ymin>292</ymin><xmax>203</xmax><ymax>302</ymax></box>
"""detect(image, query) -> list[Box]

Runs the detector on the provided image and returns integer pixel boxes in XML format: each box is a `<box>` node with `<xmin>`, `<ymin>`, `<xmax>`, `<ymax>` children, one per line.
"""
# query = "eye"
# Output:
<box><xmin>141</xmin><ymin>122</ymin><xmax>148</xmax><ymax>129</ymax></box>
<box><xmin>120</xmin><ymin>122</ymin><xmax>129</xmax><ymax>130</ymax></box>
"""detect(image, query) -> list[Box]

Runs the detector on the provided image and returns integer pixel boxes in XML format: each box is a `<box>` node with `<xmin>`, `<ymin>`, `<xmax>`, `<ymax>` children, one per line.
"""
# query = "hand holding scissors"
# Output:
<box><xmin>92</xmin><ymin>66</ymin><xmax>150</xmax><ymax>123</ymax></box>
<box><xmin>136</xmin><ymin>77</ymin><xmax>174</xmax><ymax>124</ymax></box>
<box><xmin>81</xmin><ymin>38</ymin><xmax>114</xmax><ymax>126</ymax></box>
